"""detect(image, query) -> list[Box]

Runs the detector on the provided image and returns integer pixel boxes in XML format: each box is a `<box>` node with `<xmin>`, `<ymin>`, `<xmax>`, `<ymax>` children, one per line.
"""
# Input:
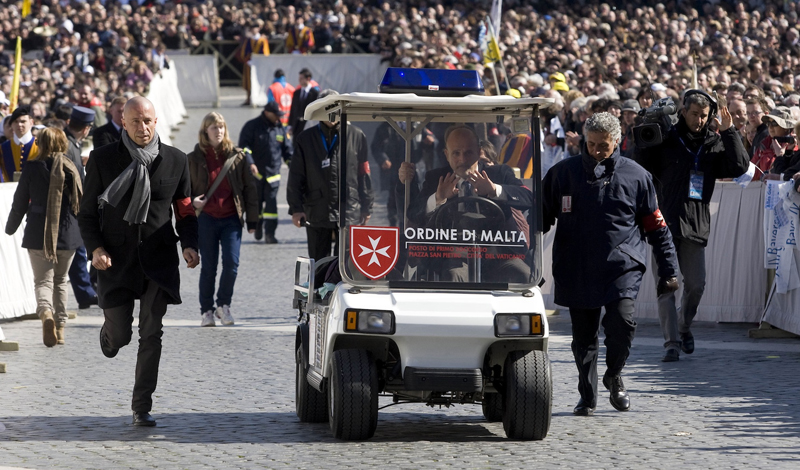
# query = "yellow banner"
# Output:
<box><xmin>21</xmin><ymin>0</ymin><xmax>31</xmax><ymax>18</ymax></box>
<box><xmin>483</xmin><ymin>34</ymin><xmax>502</xmax><ymax>65</ymax></box>
<box><xmin>10</xmin><ymin>37</ymin><xmax>21</xmax><ymax>112</ymax></box>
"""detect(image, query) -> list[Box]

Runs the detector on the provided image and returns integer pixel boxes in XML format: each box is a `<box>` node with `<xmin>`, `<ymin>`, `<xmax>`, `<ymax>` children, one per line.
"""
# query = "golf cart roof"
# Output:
<box><xmin>304</xmin><ymin>93</ymin><xmax>554</xmax><ymax>123</ymax></box>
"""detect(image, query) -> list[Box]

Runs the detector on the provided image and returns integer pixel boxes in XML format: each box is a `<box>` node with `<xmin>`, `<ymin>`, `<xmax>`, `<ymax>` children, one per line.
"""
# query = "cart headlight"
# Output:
<box><xmin>344</xmin><ymin>310</ymin><xmax>394</xmax><ymax>334</ymax></box>
<box><xmin>495</xmin><ymin>314</ymin><xmax>544</xmax><ymax>337</ymax></box>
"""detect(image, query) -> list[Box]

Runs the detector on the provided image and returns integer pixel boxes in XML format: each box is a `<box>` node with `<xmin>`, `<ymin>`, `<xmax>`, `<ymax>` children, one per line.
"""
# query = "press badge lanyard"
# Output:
<box><xmin>319</xmin><ymin>124</ymin><xmax>337</xmax><ymax>168</ymax></box>
<box><xmin>679</xmin><ymin>137</ymin><xmax>704</xmax><ymax>200</ymax></box>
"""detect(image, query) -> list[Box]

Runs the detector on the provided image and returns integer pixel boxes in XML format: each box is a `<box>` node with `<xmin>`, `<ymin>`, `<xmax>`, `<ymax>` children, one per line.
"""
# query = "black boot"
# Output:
<box><xmin>603</xmin><ymin>371</ymin><xmax>630</xmax><ymax>411</ymax></box>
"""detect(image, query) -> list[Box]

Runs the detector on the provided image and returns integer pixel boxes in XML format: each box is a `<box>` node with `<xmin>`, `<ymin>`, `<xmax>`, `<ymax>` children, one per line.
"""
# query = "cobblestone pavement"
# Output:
<box><xmin>2</xmin><ymin>90</ymin><xmax>800</xmax><ymax>469</ymax></box>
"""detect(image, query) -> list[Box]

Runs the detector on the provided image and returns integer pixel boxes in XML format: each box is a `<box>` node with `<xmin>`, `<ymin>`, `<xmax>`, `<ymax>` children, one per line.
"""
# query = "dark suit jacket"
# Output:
<box><xmin>403</xmin><ymin>162</ymin><xmax>533</xmax><ymax>227</ymax></box>
<box><xmin>78</xmin><ymin>139</ymin><xmax>198</xmax><ymax>308</ymax></box>
<box><xmin>288</xmin><ymin>86</ymin><xmax>319</xmax><ymax>135</ymax></box>
<box><xmin>93</xmin><ymin>122</ymin><xmax>122</xmax><ymax>150</ymax></box>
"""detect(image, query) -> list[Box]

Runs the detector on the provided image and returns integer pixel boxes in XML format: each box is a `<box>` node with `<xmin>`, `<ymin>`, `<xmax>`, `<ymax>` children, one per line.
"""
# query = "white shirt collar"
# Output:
<box><xmin>13</xmin><ymin>131</ymin><xmax>33</xmax><ymax>146</ymax></box>
<box><xmin>112</xmin><ymin>121</ymin><xmax>122</xmax><ymax>133</ymax></box>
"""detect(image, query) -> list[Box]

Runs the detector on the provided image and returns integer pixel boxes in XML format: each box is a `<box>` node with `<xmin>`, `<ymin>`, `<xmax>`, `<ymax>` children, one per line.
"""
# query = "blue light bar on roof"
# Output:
<box><xmin>379</xmin><ymin>68</ymin><xmax>485</xmax><ymax>97</ymax></box>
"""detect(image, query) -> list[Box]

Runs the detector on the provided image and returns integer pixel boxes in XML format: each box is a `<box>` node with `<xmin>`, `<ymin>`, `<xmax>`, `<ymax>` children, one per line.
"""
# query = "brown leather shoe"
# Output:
<box><xmin>41</xmin><ymin>310</ymin><xmax>57</xmax><ymax>347</ymax></box>
<box><xmin>56</xmin><ymin>325</ymin><xmax>65</xmax><ymax>345</ymax></box>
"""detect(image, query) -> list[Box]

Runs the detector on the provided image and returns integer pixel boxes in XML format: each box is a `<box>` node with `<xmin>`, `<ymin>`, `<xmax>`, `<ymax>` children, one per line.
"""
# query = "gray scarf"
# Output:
<box><xmin>98</xmin><ymin>130</ymin><xmax>160</xmax><ymax>224</ymax></box>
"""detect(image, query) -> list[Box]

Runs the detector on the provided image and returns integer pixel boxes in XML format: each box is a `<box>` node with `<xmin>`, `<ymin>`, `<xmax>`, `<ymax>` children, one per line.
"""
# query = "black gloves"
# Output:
<box><xmin>657</xmin><ymin>276</ymin><xmax>679</xmax><ymax>296</ymax></box>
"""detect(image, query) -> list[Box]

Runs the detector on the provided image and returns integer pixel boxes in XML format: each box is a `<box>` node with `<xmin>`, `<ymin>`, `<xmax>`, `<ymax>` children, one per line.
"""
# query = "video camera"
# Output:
<box><xmin>632</xmin><ymin>98</ymin><xmax>678</xmax><ymax>148</ymax></box>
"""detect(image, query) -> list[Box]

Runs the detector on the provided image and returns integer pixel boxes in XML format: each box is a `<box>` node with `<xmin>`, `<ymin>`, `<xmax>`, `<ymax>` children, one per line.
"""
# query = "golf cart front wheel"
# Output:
<box><xmin>328</xmin><ymin>349</ymin><xmax>379</xmax><ymax>440</ymax></box>
<box><xmin>502</xmin><ymin>350</ymin><xmax>552</xmax><ymax>440</ymax></box>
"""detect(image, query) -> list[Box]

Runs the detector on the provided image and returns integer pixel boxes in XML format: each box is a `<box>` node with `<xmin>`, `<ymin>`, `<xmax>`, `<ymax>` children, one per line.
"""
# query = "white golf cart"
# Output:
<box><xmin>293</xmin><ymin>69</ymin><xmax>554</xmax><ymax>440</ymax></box>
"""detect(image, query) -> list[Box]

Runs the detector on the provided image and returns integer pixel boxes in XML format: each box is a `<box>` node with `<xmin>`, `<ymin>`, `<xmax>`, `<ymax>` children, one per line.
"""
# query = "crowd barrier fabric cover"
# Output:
<box><xmin>0</xmin><ymin>183</ymin><xmax>37</xmax><ymax>319</ymax></box>
<box><xmin>542</xmin><ymin>181</ymin><xmax>768</xmax><ymax>323</ymax></box>
<box><xmin>248</xmin><ymin>54</ymin><xmax>389</xmax><ymax>106</ymax></box>
<box><xmin>171</xmin><ymin>54</ymin><xmax>220</xmax><ymax>107</ymax></box>
<box><xmin>146</xmin><ymin>60</ymin><xmax>187</xmax><ymax>146</ymax></box>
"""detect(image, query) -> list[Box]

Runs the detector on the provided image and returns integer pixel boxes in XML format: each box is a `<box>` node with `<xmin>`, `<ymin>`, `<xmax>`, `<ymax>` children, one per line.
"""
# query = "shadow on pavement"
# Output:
<box><xmin>0</xmin><ymin>412</ymin><xmax>505</xmax><ymax>443</ymax></box>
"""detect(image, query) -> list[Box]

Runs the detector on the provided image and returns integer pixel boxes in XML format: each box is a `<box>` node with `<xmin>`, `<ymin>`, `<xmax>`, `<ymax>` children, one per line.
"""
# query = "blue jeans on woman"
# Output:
<box><xmin>198</xmin><ymin>213</ymin><xmax>242</xmax><ymax>313</ymax></box>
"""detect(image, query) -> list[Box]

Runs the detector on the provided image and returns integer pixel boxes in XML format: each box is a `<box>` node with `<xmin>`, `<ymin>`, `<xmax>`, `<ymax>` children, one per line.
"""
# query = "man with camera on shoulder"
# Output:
<box><xmin>634</xmin><ymin>90</ymin><xmax>750</xmax><ymax>362</ymax></box>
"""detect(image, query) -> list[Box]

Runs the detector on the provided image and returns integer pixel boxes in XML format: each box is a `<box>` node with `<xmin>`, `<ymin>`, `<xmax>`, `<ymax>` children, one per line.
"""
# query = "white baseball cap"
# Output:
<box><xmin>0</xmin><ymin>91</ymin><xmax>9</xmax><ymax>106</ymax></box>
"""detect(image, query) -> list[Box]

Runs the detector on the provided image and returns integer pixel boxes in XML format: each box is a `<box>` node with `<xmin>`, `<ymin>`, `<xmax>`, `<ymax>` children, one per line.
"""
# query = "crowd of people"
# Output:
<box><xmin>2</xmin><ymin>1</ymin><xmax>800</xmax><ymax>129</ymax></box>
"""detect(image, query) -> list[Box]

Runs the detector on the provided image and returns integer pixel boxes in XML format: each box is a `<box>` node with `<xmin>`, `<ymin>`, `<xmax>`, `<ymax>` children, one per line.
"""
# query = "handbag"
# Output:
<box><xmin>196</xmin><ymin>154</ymin><xmax>236</xmax><ymax>216</ymax></box>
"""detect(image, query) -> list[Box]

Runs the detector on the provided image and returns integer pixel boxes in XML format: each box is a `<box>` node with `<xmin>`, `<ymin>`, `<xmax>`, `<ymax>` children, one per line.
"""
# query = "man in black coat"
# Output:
<box><xmin>544</xmin><ymin>112</ymin><xmax>679</xmax><ymax>416</ymax></box>
<box><xmin>398</xmin><ymin>125</ymin><xmax>533</xmax><ymax>283</ymax></box>
<box><xmin>288</xmin><ymin>68</ymin><xmax>319</xmax><ymax>136</ymax></box>
<box><xmin>93</xmin><ymin>96</ymin><xmax>127</xmax><ymax>150</ymax></box>
<box><xmin>287</xmin><ymin>90</ymin><xmax>373</xmax><ymax>260</ymax></box>
<box><xmin>78</xmin><ymin>97</ymin><xmax>199</xmax><ymax>427</ymax></box>
<box><xmin>64</xmin><ymin>106</ymin><xmax>98</xmax><ymax>309</ymax></box>
<box><xmin>635</xmin><ymin>90</ymin><xmax>749</xmax><ymax>361</ymax></box>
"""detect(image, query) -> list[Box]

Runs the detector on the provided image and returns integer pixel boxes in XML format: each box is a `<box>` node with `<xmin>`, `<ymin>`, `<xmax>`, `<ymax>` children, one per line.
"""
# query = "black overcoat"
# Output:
<box><xmin>78</xmin><ymin>139</ymin><xmax>198</xmax><ymax>309</ymax></box>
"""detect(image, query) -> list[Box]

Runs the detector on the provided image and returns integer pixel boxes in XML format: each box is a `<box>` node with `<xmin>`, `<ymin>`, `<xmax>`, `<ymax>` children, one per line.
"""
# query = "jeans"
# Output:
<box><xmin>653</xmin><ymin>237</ymin><xmax>706</xmax><ymax>350</ymax></box>
<box><xmin>28</xmin><ymin>249</ymin><xmax>76</xmax><ymax>325</ymax></box>
<box><xmin>569</xmin><ymin>298</ymin><xmax>637</xmax><ymax>407</ymax></box>
<box><xmin>198</xmin><ymin>213</ymin><xmax>242</xmax><ymax>313</ymax></box>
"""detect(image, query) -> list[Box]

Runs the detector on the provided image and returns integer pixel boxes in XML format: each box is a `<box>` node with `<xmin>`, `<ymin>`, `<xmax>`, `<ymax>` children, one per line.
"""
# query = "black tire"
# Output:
<box><xmin>482</xmin><ymin>392</ymin><xmax>504</xmax><ymax>422</ymax></box>
<box><xmin>296</xmin><ymin>347</ymin><xmax>328</xmax><ymax>423</ymax></box>
<box><xmin>328</xmin><ymin>349</ymin><xmax>379</xmax><ymax>440</ymax></box>
<box><xmin>502</xmin><ymin>350</ymin><xmax>552</xmax><ymax>440</ymax></box>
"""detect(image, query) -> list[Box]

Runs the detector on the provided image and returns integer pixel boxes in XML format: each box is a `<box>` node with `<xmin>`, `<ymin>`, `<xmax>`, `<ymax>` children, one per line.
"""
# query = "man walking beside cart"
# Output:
<box><xmin>542</xmin><ymin>112</ymin><xmax>679</xmax><ymax>416</ymax></box>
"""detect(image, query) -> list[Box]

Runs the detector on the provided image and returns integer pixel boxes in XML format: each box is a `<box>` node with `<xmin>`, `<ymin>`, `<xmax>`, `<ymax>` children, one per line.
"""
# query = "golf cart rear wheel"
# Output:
<box><xmin>295</xmin><ymin>347</ymin><xmax>328</xmax><ymax>423</ymax></box>
<box><xmin>482</xmin><ymin>392</ymin><xmax>504</xmax><ymax>422</ymax></box>
<box><xmin>502</xmin><ymin>350</ymin><xmax>552</xmax><ymax>440</ymax></box>
<box><xmin>328</xmin><ymin>349</ymin><xmax>379</xmax><ymax>440</ymax></box>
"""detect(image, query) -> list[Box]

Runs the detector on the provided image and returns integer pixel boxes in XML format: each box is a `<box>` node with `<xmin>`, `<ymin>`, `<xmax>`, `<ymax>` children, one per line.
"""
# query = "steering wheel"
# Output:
<box><xmin>433</xmin><ymin>196</ymin><xmax>506</xmax><ymax>232</ymax></box>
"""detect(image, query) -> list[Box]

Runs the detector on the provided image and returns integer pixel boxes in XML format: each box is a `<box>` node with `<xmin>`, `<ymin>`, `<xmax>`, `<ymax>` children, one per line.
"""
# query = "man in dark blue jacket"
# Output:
<box><xmin>635</xmin><ymin>91</ymin><xmax>749</xmax><ymax>361</ymax></box>
<box><xmin>239</xmin><ymin>101</ymin><xmax>293</xmax><ymax>244</ymax></box>
<box><xmin>543</xmin><ymin>112</ymin><xmax>679</xmax><ymax>416</ymax></box>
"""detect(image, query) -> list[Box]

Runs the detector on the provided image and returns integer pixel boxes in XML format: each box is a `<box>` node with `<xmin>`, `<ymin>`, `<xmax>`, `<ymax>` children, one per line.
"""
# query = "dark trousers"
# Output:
<box><xmin>101</xmin><ymin>279</ymin><xmax>169</xmax><ymax>413</ymax></box>
<box><xmin>569</xmin><ymin>298</ymin><xmax>637</xmax><ymax>407</ymax></box>
<box><xmin>306</xmin><ymin>225</ymin><xmax>338</xmax><ymax>261</ymax></box>
<box><xmin>257</xmin><ymin>179</ymin><xmax>280</xmax><ymax>236</ymax></box>
<box><xmin>68</xmin><ymin>245</ymin><xmax>97</xmax><ymax>304</ymax></box>
<box><xmin>198</xmin><ymin>213</ymin><xmax>242</xmax><ymax>312</ymax></box>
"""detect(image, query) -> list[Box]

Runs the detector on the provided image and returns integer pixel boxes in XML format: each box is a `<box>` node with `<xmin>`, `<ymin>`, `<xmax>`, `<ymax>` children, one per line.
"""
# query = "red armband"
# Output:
<box><xmin>173</xmin><ymin>197</ymin><xmax>195</xmax><ymax>220</ymax></box>
<box><xmin>359</xmin><ymin>162</ymin><xmax>370</xmax><ymax>176</ymax></box>
<box><xmin>642</xmin><ymin>209</ymin><xmax>666</xmax><ymax>232</ymax></box>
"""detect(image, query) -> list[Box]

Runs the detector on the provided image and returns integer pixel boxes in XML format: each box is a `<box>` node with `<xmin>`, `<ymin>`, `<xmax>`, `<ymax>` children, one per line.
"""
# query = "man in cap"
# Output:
<box><xmin>78</xmin><ymin>96</ymin><xmax>199</xmax><ymax>427</ymax></box>
<box><xmin>0</xmin><ymin>106</ymin><xmax>39</xmax><ymax>182</ymax></box>
<box><xmin>239</xmin><ymin>101</ymin><xmax>293</xmax><ymax>243</ymax></box>
<box><xmin>65</xmin><ymin>105</ymin><xmax>99</xmax><ymax>309</ymax></box>
<box><xmin>753</xmin><ymin>106</ymin><xmax>797</xmax><ymax>177</ymax></box>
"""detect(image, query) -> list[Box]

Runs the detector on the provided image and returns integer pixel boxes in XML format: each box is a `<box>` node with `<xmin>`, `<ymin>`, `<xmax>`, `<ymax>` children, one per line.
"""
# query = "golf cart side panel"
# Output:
<box><xmin>318</xmin><ymin>286</ymin><xmax>548</xmax><ymax>377</ymax></box>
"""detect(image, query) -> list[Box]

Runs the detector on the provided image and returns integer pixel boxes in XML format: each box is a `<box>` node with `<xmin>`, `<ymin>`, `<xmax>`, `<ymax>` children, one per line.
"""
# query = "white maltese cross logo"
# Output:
<box><xmin>357</xmin><ymin>236</ymin><xmax>391</xmax><ymax>267</ymax></box>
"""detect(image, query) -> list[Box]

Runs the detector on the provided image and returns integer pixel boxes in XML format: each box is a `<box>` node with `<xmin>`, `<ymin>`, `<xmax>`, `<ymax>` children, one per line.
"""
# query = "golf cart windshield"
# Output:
<box><xmin>304</xmin><ymin>93</ymin><xmax>552</xmax><ymax>290</ymax></box>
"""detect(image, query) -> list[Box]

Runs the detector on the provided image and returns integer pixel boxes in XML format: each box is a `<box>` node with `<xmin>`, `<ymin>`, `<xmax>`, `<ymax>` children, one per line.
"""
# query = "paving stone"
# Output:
<box><xmin>2</xmin><ymin>88</ymin><xmax>800</xmax><ymax>469</ymax></box>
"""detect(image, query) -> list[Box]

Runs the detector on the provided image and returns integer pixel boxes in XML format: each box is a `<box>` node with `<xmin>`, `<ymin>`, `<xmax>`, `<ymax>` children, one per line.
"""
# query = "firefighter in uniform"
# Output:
<box><xmin>239</xmin><ymin>101</ymin><xmax>293</xmax><ymax>243</ymax></box>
